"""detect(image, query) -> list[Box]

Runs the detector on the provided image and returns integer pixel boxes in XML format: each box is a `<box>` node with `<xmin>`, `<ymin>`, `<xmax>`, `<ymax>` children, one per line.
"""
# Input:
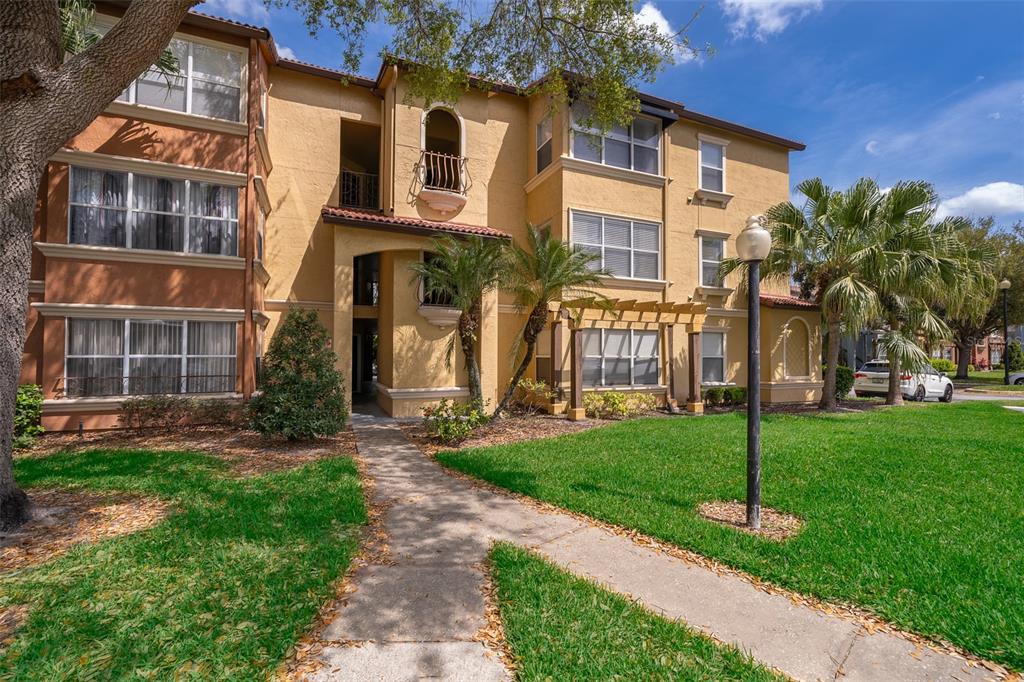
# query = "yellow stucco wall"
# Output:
<box><xmin>262</xmin><ymin>64</ymin><xmax>821</xmax><ymax>416</ymax></box>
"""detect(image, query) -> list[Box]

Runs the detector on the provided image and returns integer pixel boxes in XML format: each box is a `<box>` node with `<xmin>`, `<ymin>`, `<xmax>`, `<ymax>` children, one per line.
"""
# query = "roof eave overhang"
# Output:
<box><xmin>321</xmin><ymin>210</ymin><xmax>510</xmax><ymax>241</ymax></box>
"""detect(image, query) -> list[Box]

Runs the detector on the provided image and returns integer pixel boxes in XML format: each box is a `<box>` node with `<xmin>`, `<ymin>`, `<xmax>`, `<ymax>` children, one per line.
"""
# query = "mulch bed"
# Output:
<box><xmin>0</xmin><ymin>488</ymin><xmax>170</xmax><ymax>574</ymax></box>
<box><xmin>20</xmin><ymin>426</ymin><xmax>358</xmax><ymax>477</ymax></box>
<box><xmin>399</xmin><ymin>412</ymin><xmax>600</xmax><ymax>456</ymax></box>
<box><xmin>697</xmin><ymin>500</ymin><xmax>803</xmax><ymax>541</ymax></box>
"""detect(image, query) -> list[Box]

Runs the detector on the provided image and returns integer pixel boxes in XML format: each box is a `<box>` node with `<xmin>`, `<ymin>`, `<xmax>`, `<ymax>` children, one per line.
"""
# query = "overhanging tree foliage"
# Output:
<box><xmin>1</xmin><ymin>0</ymin><xmax>704</xmax><ymax>530</ymax></box>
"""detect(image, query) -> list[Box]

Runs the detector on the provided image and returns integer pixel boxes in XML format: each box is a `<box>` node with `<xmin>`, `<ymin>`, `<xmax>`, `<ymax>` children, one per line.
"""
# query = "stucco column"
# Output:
<box><xmin>479</xmin><ymin>287</ymin><xmax>499</xmax><ymax>409</ymax></box>
<box><xmin>686</xmin><ymin>325</ymin><xmax>703</xmax><ymax>414</ymax></box>
<box><xmin>333</xmin><ymin>231</ymin><xmax>354</xmax><ymax>412</ymax></box>
<box><xmin>665</xmin><ymin>324</ymin><xmax>678</xmax><ymax>413</ymax></box>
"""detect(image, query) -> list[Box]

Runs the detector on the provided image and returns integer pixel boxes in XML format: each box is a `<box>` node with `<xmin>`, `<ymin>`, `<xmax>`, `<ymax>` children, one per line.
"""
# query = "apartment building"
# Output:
<box><xmin>20</xmin><ymin>9</ymin><xmax>823</xmax><ymax>430</ymax></box>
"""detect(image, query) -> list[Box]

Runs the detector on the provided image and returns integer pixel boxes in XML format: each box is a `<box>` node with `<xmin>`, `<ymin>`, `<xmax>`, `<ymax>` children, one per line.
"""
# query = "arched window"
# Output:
<box><xmin>784</xmin><ymin>317</ymin><xmax>811</xmax><ymax>378</ymax></box>
<box><xmin>421</xmin><ymin>108</ymin><xmax>464</xmax><ymax>193</ymax></box>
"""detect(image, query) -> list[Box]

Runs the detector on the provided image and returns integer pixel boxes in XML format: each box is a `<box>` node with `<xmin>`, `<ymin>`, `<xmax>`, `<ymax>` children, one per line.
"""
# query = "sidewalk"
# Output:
<box><xmin>308</xmin><ymin>410</ymin><xmax>1000</xmax><ymax>681</ymax></box>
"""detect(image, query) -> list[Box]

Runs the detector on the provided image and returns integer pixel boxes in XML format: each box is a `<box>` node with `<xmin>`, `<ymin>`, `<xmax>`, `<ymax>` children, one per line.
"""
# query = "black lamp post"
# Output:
<box><xmin>1000</xmin><ymin>279</ymin><xmax>1011</xmax><ymax>385</ymax></box>
<box><xmin>736</xmin><ymin>215</ymin><xmax>772</xmax><ymax>530</ymax></box>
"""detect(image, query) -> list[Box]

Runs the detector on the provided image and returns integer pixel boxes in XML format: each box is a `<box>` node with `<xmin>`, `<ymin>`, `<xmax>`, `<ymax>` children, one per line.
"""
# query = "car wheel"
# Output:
<box><xmin>1016</xmin><ymin>378</ymin><xmax>1024</xmax><ymax>386</ymax></box>
<box><xmin>914</xmin><ymin>385</ymin><xmax>926</xmax><ymax>402</ymax></box>
<box><xmin>940</xmin><ymin>384</ymin><xmax>953</xmax><ymax>403</ymax></box>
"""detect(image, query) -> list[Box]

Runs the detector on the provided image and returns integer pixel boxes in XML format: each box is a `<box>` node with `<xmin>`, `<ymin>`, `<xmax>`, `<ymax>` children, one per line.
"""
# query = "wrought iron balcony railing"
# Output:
<box><xmin>54</xmin><ymin>374</ymin><xmax>237</xmax><ymax>399</ymax></box>
<box><xmin>416</xmin><ymin>150</ymin><xmax>470</xmax><ymax>194</ymax></box>
<box><xmin>341</xmin><ymin>169</ymin><xmax>379</xmax><ymax>210</ymax></box>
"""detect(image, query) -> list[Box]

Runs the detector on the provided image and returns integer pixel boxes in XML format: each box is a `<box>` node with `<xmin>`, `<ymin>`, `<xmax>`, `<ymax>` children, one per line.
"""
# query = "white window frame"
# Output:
<box><xmin>701</xmin><ymin>330</ymin><xmax>728</xmax><ymax>385</ymax></box>
<box><xmin>536</xmin><ymin>115</ymin><xmax>553</xmax><ymax>172</ymax></box>
<box><xmin>570</xmin><ymin>103</ymin><xmax>662</xmax><ymax>175</ymax></box>
<box><xmin>698</xmin><ymin>134</ymin><xmax>729</xmax><ymax>193</ymax></box>
<box><xmin>582</xmin><ymin>329</ymin><xmax>661</xmax><ymax>387</ymax></box>
<box><xmin>98</xmin><ymin>16</ymin><xmax>248</xmax><ymax>124</ymax></box>
<box><xmin>570</xmin><ymin>209</ymin><xmax>662</xmax><ymax>281</ymax></box>
<box><xmin>699</xmin><ymin>235</ymin><xmax>726</xmax><ymax>287</ymax></box>
<box><xmin>64</xmin><ymin>317</ymin><xmax>237</xmax><ymax>396</ymax></box>
<box><xmin>68</xmin><ymin>165</ymin><xmax>239</xmax><ymax>256</ymax></box>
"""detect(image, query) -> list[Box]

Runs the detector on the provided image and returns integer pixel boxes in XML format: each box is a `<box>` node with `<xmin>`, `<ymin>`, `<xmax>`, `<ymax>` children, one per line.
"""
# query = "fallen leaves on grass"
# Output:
<box><xmin>0</xmin><ymin>604</ymin><xmax>29</xmax><ymax>649</ymax></box>
<box><xmin>22</xmin><ymin>427</ymin><xmax>358</xmax><ymax>477</ymax></box>
<box><xmin>475</xmin><ymin>556</ymin><xmax>516</xmax><ymax>673</ymax></box>
<box><xmin>0</xmin><ymin>489</ymin><xmax>169</xmax><ymax>573</ymax></box>
<box><xmin>697</xmin><ymin>501</ymin><xmax>803</xmax><ymax>541</ymax></box>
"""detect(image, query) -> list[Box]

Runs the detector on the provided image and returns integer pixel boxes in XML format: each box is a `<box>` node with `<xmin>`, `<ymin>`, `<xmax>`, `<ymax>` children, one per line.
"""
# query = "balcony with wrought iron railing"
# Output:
<box><xmin>414</xmin><ymin>150</ymin><xmax>471</xmax><ymax>214</ymax></box>
<box><xmin>54</xmin><ymin>374</ymin><xmax>237</xmax><ymax>399</ymax></box>
<box><xmin>341</xmin><ymin>168</ymin><xmax>379</xmax><ymax>210</ymax></box>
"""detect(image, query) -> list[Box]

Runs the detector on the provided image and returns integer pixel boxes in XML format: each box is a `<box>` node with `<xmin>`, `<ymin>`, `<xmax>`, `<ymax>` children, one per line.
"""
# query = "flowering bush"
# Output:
<box><xmin>583</xmin><ymin>391</ymin><xmax>657</xmax><ymax>419</ymax></box>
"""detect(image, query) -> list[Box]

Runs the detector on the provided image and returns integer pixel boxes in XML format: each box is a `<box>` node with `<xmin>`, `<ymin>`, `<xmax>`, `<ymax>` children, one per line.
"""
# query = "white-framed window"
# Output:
<box><xmin>582</xmin><ymin>329</ymin><xmax>660</xmax><ymax>387</ymax></box>
<box><xmin>699</xmin><ymin>139</ymin><xmax>726</xmax><ymax>192</ymax></box>
<box><xmin>64</xmin><ymin>318</ymin><xmax>237</xmax><ymax>397</ymax></box>
<box><xmin>536</xmin><ymin>115</ymin><xmax>553</xmax><ymax>172</ymax></box>
<box><xmin>69</xmin><ymin>166</ymin><xmax>238</xmax><ymax>256</ymax></box>
<box><xmin>570</xmin><ymin>102</ymin><xmax>660</xmax><ymax>174</ymax></box>
<box><xmin>701</xmin><ymin>330</ymin><xmax>726</xmax><ymax>384</ymax></box>
<box><xmin>256</xmin><ymin>208</ymin><xmax>265</xmax><ymax>261</ymax></box>
<box><xmin>700</xmin><ymin>236</ymin><xmax>725</xmax><ymax>287</ymax></box>
<box><xmin>114</xmin><ymin>35</ymin><xmax>245</xmax><ymax>122</ymax></box>
<box><xmin>571</xmin><ymin>210</ymin><xmax>660</xmax><ymax>280</ymax></box>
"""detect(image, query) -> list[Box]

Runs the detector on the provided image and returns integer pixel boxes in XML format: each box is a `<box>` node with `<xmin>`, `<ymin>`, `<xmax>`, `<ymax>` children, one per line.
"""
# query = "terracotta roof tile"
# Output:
<box><xmin>760</xmin><ymin>293</ymin><xmax>819</xmax><ymax>310</ymax></box>
<box><xmin>321</xmin><ymin>206</ymin><xmax>510</xmax><ymax>239</ymax></box>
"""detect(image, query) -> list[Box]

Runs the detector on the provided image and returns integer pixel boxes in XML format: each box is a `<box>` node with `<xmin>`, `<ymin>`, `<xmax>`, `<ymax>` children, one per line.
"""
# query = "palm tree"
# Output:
<box><xmin>492</xmin><ymin>225</ymin><xmax>606</xmax><ymax>418</ymax></box>
<box><xmin>408</xmin><ymin>235</ymin><xmax>505</xmax><ymax>405</ymax></box>
<box><xmin>870</xmin><ymin>191</ymin><xmax>994</xmax><ymax>404</ymax></box>
<box><xmin>722</xmin><ymin>178</ymin><xmax>883</xmax><ymax>410</ymax></box>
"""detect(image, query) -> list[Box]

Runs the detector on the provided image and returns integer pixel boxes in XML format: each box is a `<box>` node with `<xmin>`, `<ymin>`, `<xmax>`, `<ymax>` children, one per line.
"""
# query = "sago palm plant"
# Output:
<box><xmin>492</xmin><ymin>225</ymin><xmax>606</xmax><ymax>418</ymax></box>
<box><xmin>408</xmin><ymin>235</ymin><xmax>506</xmax><ymax>406</ymax></box>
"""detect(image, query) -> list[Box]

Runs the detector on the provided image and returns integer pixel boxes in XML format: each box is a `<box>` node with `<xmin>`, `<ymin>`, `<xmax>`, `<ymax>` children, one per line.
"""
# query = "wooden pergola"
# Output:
<box><xmin>546</xmin><ymin>298</ymin><xmax>709</xmax><ymax>418</ymax></box>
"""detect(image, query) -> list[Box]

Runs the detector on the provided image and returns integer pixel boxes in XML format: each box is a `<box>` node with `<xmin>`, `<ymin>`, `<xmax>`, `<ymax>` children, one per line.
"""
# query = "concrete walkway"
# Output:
<box><xmin>310</xmin><ymin>410</ymin><xmax>1000</xmax><ymax>681</ymax></box>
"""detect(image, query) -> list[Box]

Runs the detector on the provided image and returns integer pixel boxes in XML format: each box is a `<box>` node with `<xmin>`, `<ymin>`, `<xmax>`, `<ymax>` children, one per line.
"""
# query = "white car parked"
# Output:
<box><xmin>853</xmin><ymin>360</ymin><xmax>954</xmax><ymax>402</ymax></box>
<box><xmin>1009</xmin><ymin>371</ymin><xmax>1024</xmax><ymax>386</ymax></box>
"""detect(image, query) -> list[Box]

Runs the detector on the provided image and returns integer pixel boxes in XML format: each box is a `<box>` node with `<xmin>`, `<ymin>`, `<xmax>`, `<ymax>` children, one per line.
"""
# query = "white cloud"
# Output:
<box><xmin>865</xmin><ymin>140</ymin><xmax>881</xmax><ymax>156</ymax></box>
<box><xmin>989</xmin><ymin>112</ymin><xmax>1002</xmax><ymax>120</ymax></box>
<box><xmin>198</xmin><ymin>0</ymin><xmax>269</xmax><ymax>24</ymax></box>
<box><xmin>277</xmin><ymin>45</ymin><xmax>297</xmax><ymax>60</ymax></box>
<box><xmin>635</xmin><ymin>2</ymin><xmax>697</xmax><ymax>63</ymax></box>
<box><xmin>721</xmin><ymin>0</ymin><xmax>823</xmax><ymax>40</ymax></box>
<box><xmin>935</xmin><ymin>182</ymin><xmax>1024</xmax><ymax>220</ymax></box>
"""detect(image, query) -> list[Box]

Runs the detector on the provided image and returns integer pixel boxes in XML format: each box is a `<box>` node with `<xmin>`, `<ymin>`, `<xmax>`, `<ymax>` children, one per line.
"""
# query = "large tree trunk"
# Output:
<box><xmin>955</xmin><ymin>340</ymin><xmax>972</xmax><ymax>380</ymax></box>
<box><xmin>819</xmin><ymin>315</ymin><xmax>841</xmax><ymax>410</ymax></box>
<box><xmin>0</xmin><ymin>0</ymin><xmax>196</xmax><ymax>530</ymax></box>
<box><xmin>886</xmin><ymin>320</ymin><xmax>905</xmax><ymax>406</ymax></box>
<box><xmin>492</xmin><ymin>303</ymin><xmax>547</xmax><ymax>419</ymax></box>
<box><xmin>458</xmin><ymin>301</ymin><xmax>483</xmax><ymax>405</ymax></box>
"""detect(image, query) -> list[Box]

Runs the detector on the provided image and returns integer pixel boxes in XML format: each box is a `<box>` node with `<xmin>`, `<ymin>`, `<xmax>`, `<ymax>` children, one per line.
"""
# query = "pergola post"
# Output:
<box><xmin>665</xmin><ymin>324</ymin><xmax>678</xmax><ymax>413</ymax></box>
<box><xmin>550</xmin><ymin>317</ymin><xmax>563</xmax><ymax>400</ymax></box>
<box><xmin>686</xmin><ymin>326</ymin><xmax>703</xmax><ymax>414</ymax></box>
<box><xmin>567</xmin><ymin>326</ymin><xmax>586</xmax><ymax>421</ymax></box>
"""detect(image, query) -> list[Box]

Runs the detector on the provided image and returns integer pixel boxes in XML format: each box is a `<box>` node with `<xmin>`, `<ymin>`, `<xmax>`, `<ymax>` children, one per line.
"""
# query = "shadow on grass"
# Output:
<box><xmin>2</xmin><ymin>448</ymin><xmax>366</xmax><ymax>680</ymax></box>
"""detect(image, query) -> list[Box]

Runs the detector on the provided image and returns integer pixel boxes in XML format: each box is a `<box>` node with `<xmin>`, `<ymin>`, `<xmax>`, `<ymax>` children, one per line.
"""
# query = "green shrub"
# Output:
<box><xmin>513</xmin><ymin>378</ymin><xmax>553</xmax><ymax>413</ymax></box>
<box><xmin>120</xmin><ymin>395</ymin><xmax>192</xmax><ymax>430</ymax></box>
<box><xmin>423</xmin><ymin>398</ymin><xmax>488</xmax><ymax>444</ymax></box>
<box><xmin>724</xmin><ymin>386</ymin><xmax>748</xmax><ymax>405</ymax></box>
<box><xmin>929</xmin><ymin>358</ymin><xmax>956</xmax><ymax>374</ymax></box>
<box><xmin>14</xmin><ymin>384</ymin><xmax>44</xmax><ymax>449</ymax></box>
<box><xmin>703</xmin><ymin>387</ymin><xmax>724</xmax><ymax>407</ymax></box>
<box><xmin>1007</xmin><ymin>341</ymin><xmax>1023</xmax><ymax>371</ymax></box>
<box><xmin>583</xmin><ymin>391</ymin><xmax>657</xmax><ymax>419</ymax></box>
<box><xmin>192</xmin><ymin>398</ymin><xmax>243</xmax><ymax>426</ymax></box>
<box><xmin>823</xmin><ymin>364</ymin><xmax>854</xmax><ymax>400</ymax></box>
<box><xmin>248</xmin><ymin>309</ymin><xmax>348</xmax><ymax>439</ymax></box>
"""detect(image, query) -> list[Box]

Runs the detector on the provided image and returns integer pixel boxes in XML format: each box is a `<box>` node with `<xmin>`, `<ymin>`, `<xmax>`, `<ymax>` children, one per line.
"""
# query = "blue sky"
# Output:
<box><xmin>199</xmin><ymin>0</ymin><xmax>1024</xmax><ymax>225</ymax></box>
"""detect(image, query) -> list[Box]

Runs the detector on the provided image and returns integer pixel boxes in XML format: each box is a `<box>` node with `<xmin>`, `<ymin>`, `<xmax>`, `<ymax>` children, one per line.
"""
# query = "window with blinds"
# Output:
<box><xmin>701</xmin><ymin>331</ymin><xmax>726</xmax><ymax>384</ymax></box>
<box><xmin>582</xmin><ymin>329</ymin><xmax>660</xmax><ymax>387</ymax></box>
<box><xmin>64</xmin><ymin>318</ymin><xmax>237</xmax><ymax>397</ymax></box>
<box><xmin>69</xmin><ymin>166</ymin><xmax>238</xmax><ymax>256</ymax></box>
<box><xmin>571</xmin><ymin>210</ymin><xmax>660</xmax><ymax>280</ymax></box>
<box><xmin>570</xmin><ymin>102</ymin><xmax>661</xmax><ymax>174</ymax></box>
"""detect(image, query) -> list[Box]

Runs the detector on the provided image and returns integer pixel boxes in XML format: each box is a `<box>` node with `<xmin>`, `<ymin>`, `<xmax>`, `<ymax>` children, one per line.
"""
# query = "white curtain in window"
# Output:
<box><xmin>70</xmin><ymin>168</ymin><xmax>127</xmax><ymax>247</ymax></box>
<box><xmin>188</xmin><ymin>183</ymin><xmax>238</xmax><ymax>255</ymax></box>
<box><xmin>133</xmin><ymin>175</ymin><xmax>185</xmax><ymax>251</ymax></box>
<box><xmin>66</xmin><ymin>319</ymin><xmax>124</xmax><ymax>396</ymax></box>
<box><xmin>187</xmin><ymin>322</ymin><xmax>236</xmax><ymax>393</ymax></box>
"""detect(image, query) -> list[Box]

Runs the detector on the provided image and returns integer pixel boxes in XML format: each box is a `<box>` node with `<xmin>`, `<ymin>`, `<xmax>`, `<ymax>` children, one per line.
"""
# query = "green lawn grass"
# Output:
<box><xmin>490</xmin><ymin>543</ymin><xmax>782</xmax><ymax>681</ymax></box>
<box><xmin>964</xmin><ymin>369</ymin><xmax>1011</xmax><ymax>384</ymax></box>
<box><xmin>440</xmin><ymin>402</ymin><xmax>1024</xmax><ymax>670</ymax></box>
<box><xmin>1</xmin><ymin>448</ymin><xmax>365</xmax><ymax>679</ymax></box>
